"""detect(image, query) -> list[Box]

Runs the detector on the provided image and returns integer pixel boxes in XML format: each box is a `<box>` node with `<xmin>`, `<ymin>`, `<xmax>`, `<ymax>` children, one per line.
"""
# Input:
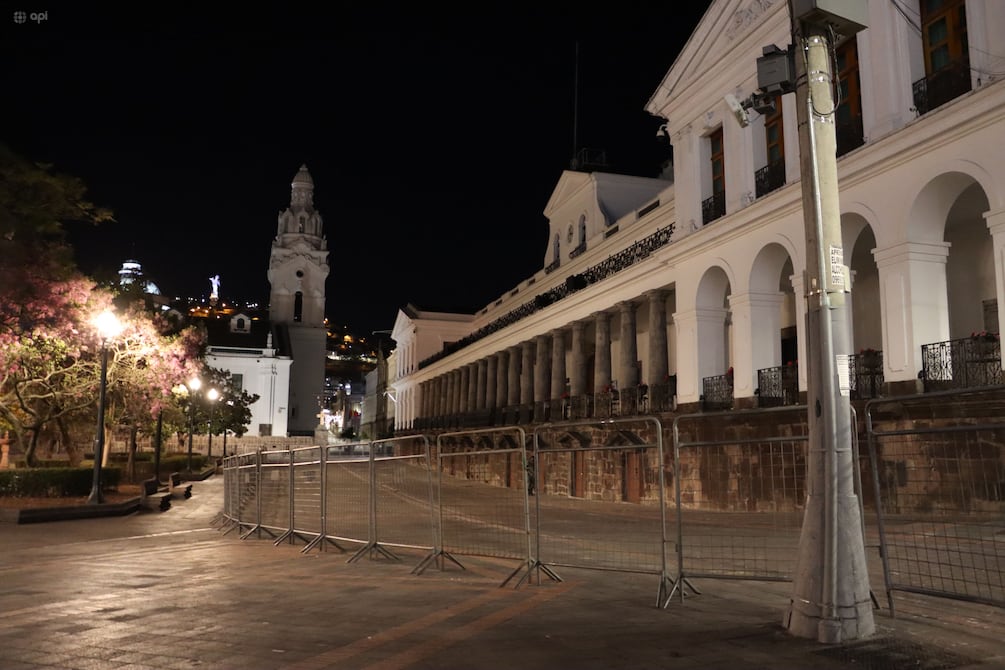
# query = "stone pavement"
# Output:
<box><xmin>1</xmin><ymin>476</ymin><xmax>1003</xmax><ymax>670</ymax></box>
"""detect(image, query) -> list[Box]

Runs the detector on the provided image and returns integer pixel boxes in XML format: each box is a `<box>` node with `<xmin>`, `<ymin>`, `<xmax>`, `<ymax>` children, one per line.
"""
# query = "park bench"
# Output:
<box><xmin>140</xmin><ymin>478</ymin><xmax>172</xmax><ymax>512</ymax></box>
<box><xmin>169</xmin><ymin>472</ymin><xmax>193</xmax><ymax>500</ymax></box>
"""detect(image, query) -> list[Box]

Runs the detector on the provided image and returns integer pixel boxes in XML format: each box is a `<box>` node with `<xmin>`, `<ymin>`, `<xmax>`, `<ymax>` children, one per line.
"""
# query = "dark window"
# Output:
<box><xmin>913</xmin><ymin>0</ymin><xmax>971</xmax><ymax>114</ymax></box>
<box><xmin>755</xmin><ymin>95</ymin><xmax>786</xmax><ymax>198</ymax></box>
<box><xmin>294</xmin><ymin>291</ymin><xmax>303</xmax><ymax>322</ymax></box>
<box><xmin>835</xmin><ymin>38</ymin><xmax>864</xmax><ymax>156</ymax></box>
<box><xmin>710</xmin><ymin>127</ymin><xmax>725</xmax><ymax>197</ymax></box>
<box><xmin>703</xmin><ymin>128</ymin><xmax>727</xmax><ymax>224</ymax></box>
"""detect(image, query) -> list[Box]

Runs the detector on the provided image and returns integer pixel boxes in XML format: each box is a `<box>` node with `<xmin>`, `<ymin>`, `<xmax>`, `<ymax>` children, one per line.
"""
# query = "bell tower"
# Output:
<box><xmin>268</xmin><ymin>164</ymin><xmax>330</xmax><ymax>435</ymax></box>
<box><xmin>268</xmin><ymin>164</ymin><xmax>329</xmax><ymax>326</ymax></box>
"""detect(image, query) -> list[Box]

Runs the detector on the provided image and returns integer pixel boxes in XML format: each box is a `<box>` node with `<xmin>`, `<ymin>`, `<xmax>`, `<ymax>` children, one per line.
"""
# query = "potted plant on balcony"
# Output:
<box><xmin>859</xmin><ymin>348</ymin><xmax>881</xmax><ymax>371</ymax></box>
<box><xmin>970</xmin><ymin>331</ymin><xmax>999</xmax><ymax>358</ymax></box>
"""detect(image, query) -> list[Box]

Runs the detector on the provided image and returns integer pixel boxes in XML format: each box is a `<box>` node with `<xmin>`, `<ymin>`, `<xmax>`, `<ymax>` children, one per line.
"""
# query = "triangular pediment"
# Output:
<box><xmin>543</xmin><ymin>170</ymin><xmax>594</xmax><ymax>219</ymax></box>
<box><xmin>646</xmin><ymin>0</ymin><xmax>789</xmax><ymax>130</ymax></box>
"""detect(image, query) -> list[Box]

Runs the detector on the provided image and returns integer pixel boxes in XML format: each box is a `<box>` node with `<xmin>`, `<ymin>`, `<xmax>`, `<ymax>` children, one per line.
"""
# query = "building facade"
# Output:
<box><xmin>389</xmin><ymin>0</ymin><xmax>1004</xmax><ymax>431</ymax></box>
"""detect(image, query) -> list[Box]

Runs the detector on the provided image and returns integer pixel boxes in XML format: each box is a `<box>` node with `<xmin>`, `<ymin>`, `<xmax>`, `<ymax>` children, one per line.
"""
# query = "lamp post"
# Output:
<box><xmin>88</xmin><ymin>310</ymin><xmax>123</xmax><ymax>505</ymax></box>
<box><xmin>206</xmin><ymin>387</ymin><xmax>219</xmax><ymax>459</ymax></box>
<box><xmin>186</xmin><ymin>377</ymin><xmax>201</xmax><ymax>473</ymax></box>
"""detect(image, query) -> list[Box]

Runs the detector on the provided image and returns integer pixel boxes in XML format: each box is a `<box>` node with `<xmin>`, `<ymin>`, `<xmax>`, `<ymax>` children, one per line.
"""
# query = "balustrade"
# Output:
<box><xmin>922</xmin><ymin>335</ymin><xmax>1002</xmax><ymax>392</ymax></box>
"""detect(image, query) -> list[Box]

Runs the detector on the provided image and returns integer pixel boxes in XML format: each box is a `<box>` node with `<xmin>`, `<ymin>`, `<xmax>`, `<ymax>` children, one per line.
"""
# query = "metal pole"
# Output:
<box><xmin>187</xmin><ymin>397</ymin><xmax>195</xmax><ymax>473</ymax></box>
<box><xmin>207</xmin><ymin>405</ymin><xmax>214</xmax><ymax>459</ymax></box>
<box><xmin>784</xmin><ymin>7</ymin><xmax>875</xmax><ymax>643</ymax></box>
<box><xmin>154</xmin><ymin>411</ymin><xmax>163</xmax><ymax>484</ymax></box>
<box><xmin>87</xmin><ymin>341</ymin><xmax>109</xmax><ymax>504</ymax></box>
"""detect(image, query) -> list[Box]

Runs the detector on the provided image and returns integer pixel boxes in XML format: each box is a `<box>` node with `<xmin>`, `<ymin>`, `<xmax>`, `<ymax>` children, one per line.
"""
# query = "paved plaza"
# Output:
<box><xmin>1</xmin><ymin>475</ymin><xmax>1003</xmax><ymax>669</ymax></box>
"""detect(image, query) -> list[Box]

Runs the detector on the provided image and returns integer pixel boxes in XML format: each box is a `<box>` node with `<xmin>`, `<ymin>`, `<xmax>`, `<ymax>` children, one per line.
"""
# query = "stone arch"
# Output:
<box><xmin>842</xmin><ymin>211</ymin><xmax>882</xmax><ymax>351</ymax></box>
<box><xmin>908</xmin><ymin>172</ymin><xmax>995</xmax><ymax>338</ymax></box>
<box><xmin>741</xmin><ymin>242</ymin><xmax>797</xmax><ymax>398</ymax></box>
<box><xmin>695</xmin><ymin>265</ymin><xmax>733</xmax><ymax>392</ymax></box>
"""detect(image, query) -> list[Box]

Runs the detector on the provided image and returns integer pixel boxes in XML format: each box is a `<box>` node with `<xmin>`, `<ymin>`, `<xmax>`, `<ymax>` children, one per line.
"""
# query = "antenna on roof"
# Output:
<box><xmin>568</xmin><ymin>42</ymin><xmax>610</xmax><ymax>173</ymax></box>
<box><xmin>570</xmin><ymin>41</ymin><xmax>580</xmax><ymax>169</ymax></box>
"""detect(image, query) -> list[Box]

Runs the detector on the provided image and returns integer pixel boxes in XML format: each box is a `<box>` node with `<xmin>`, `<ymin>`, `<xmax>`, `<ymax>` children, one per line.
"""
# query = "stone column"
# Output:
<box><xmin>445</xmin><ymin>372</ymin><xmax>456</xmax><ymax>417</ymax></box>
<box><xmin>570</xmin><ymin>320</ymin><xmax>588</xmax><ymax>396</ymax></box>
<box><xmin>457</xmin><ymin>366</ymin><xmax>469</xmax><ymax>414</ymax></box>
<box><xmin>550</xmin><ymin>328</ymin><xmax>567</xmax><ymax>400</ymax></box>
<box><xmin>534</xmin><ymin>334</ymin><xmax>550</xmax><ymax>422</ymax></box>
<box><xmin>520</xmin><ymin>341</ymin><xmax>535</xmax><ymax>405</ymax></box>
<box><xmin>729</xmin><ymin>291</ymin><xmax>785</xmax><ymax>401</ymax></box>
<box><xmin>673</xmin><ymin>307</ymin><xmax>728</xmax><ymax>405</ymax></box>
<box><xmin>485</xmin><ymin>355</ymin><xmax>498</xmax><ymax>411</ymax></box>
<box><xmin>618</xmin><ymin>300</ymin><xmax>640</xmax><ymax>388</ymax></box>
<box><xmin>466</xmin><ymin>363</ymin><xmax>478</xmax><ymax>413</ymax></box>
<box><xmin>593</xmin><ymin>311</ymin><xmax>612</xmax><ymax>390</ymax></box>
<box><xmin>495</xmin><ymin>350</ymin><xmax>508</xmax><ymax>409</ymax></box>
<box><xmin>874</xmin><ymin>241</ymin><xmax>951</xmax><ymax>386</ymax></box>
<box><xmin>476</xmin><ymin>359</ymin><xmax>488</xmax><ymax>411</ymax></box>
<box><xmin>508</xmin><ymin>346</ymin><xmax>522</xmax><ymax>406</ymax></box>
<box><xmin>985</xmin><ymin>208</ymin><xmax>1005</xmax><ymax>338</ymax></box>
<box><xmin>646</xmin><ymin>290</ymin><xmax>669</xmax><ymax>384</ymax></box>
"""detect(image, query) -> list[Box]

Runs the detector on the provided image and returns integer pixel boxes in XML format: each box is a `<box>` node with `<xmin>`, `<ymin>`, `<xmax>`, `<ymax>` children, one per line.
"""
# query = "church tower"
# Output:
<box><xmin>268</xmin><ymin>164</ymin><xmax>330</xmax><ymax>435</ymax></box>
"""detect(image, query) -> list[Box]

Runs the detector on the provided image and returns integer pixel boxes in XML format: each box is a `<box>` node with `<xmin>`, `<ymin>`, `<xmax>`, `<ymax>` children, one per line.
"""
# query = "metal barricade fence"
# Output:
<box><xmin>233</xmin><ymin>451</ymin><xmax>261</xmax><ymax>538</ymax></box>
<box><xmin>274</xmin><ymin>446</ymin><xmax>323</xmax><ymax>547</ymax></box>
<box><xmin>531</xmin><ymin>417</ymin><xmax>672</xmax><ymax>607</ymax></box>
<box><xmin>256</xmin><ymin>447</ymin><xmax>291</xmax><ymax>540</ymax></box>
<box><xmin>865</xmin><ymin>388</ymin><xmax>1005</xmax><ymax>613</ymax></box>
<box><xmin>425</xmin><ymin>427</ymin><xmax>533</xmax><ymax>586</ymax></box>
<box><xmin>671</xmin><ymin>407</ymin><xmax>810</xmax><ymax>601</ymax></box>
<box><xmin>320</xmin><ymin>442</ymin><xmax>372</xmax><ymax>554</ymax></box>
<box><xmin>359</xmin><ymin>435</ymin><xmax>438</xmax><ymax>568</ymax></box>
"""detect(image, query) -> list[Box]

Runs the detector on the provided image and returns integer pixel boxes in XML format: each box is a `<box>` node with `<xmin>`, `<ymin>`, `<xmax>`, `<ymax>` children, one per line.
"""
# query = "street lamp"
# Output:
<box><xmin>186</xmin><ymin>377</ymin><xmax>201</xmax><ymax>473</ymax></box>
<box><xmin>206</xmin><ymin>387</ymin><xmax>219</xmax><ymax>459</ymax></box>
<box><xmin>88</xmin><ymin>310</ymin><xmax>123</xmax><ymax>505</ymax></box>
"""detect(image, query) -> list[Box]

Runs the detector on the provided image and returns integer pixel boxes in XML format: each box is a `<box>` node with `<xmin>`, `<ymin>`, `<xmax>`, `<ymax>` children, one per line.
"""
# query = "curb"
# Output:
<box><xmin>0</xmin><ymin>497</ymin><xmax>143</xmax><ymax>525</ymax></box>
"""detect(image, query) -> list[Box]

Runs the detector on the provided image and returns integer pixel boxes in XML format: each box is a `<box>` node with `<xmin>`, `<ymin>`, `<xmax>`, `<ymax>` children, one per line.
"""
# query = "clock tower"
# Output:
<box><xmin>268</xmin><ymin>164</ymin><xmax>330</xmax><ymax>435</ymax></box>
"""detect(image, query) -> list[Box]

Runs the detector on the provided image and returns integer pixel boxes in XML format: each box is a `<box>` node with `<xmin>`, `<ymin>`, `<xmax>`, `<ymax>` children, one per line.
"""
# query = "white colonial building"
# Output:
<box><xmin>389</xmin><ymin>0</ymin><xmax>1005</xmax><ymax>431</ymax></box>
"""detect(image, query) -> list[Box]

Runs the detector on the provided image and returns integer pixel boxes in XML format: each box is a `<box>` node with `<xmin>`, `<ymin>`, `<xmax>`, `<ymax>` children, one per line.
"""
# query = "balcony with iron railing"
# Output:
<box><xmin>701</xmin><ymin>191</ymin><xmax>726</xmax><ymax>225</ymax></box>
<box><xmin>701</xmin><ymin>371</ymin><xmax>734</xmax><ymax>411</ymax></box>
<box><xmin>754</xmin><ymin>160</ymin><xmax>786</xmax><ymax>199</ymax></box>
<box><xmin>921</xmin><ymin>333</ymin><xmax>1002</xmax><ymax>392</ymax></box>
<box><xmin>912</xmin><ymin>59</ymin><xmax>972</xmax><ymax>116</ymax></box>
<box><xmin>757</xmin><ymin>363</ymin><xmax>799</xmax><ymax>407</ymax></box>
<box><xmin>851</xmin><ymin>349</ymin><xmax>884</xmax><ymax>400</ymax></box>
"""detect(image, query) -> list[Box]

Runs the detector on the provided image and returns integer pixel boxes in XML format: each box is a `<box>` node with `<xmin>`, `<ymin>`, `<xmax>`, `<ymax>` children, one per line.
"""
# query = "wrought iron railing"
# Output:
<box><xmin>754</xmin><ymin>160</ymin><xmax>785</xmax><ymax>198</ymax></box>
<box><xmin>757</xmin><ymin>364</ymin><xmax>799</xmax><ymax>407</ymax></box>
<box><xmin>851</xmin><ymin>350</ymin><xmax>884</xmax><ymax>400</ymax></box>
<box><xmin>922</xmin><ymin>335</ymin><xmax>1002</xmax><ymax>392</ymax></box>
<box><xmin>418</xmin><ymin>223</ymin><xmax>675</xmax><ymax>369</ymax></box>
<box><xmin>912</xmin><ymin>59</ymin><xmax>972</xmax><ymax>116</ymax></box>
<box><xmin>701</xmin><ymin>373</ymin><xmax>734</xmax><ymax>411</ymax></box>
<box><xmin>701</xmin><ymin>191</ymin><xmax>726</xmax><ymax>225</ymax></box>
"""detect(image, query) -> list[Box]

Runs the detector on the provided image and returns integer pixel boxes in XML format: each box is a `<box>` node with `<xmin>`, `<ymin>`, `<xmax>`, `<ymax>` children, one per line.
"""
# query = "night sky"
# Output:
<box><xmin>4</xmin><ymin>4</ymin><xmax>712</xmax><ymax>336</ymax></box>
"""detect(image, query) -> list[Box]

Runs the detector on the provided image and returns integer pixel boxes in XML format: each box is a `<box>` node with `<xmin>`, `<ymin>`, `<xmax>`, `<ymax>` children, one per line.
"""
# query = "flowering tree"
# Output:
<box><xmin>0</xmin><ymin>145</ymin><xmax>207</xmax><ymax>467</ymax></box>
<box><xmin>98</xmin><ymin>297</ymin><xmax>205</xmax><ymax>474</ymax></box>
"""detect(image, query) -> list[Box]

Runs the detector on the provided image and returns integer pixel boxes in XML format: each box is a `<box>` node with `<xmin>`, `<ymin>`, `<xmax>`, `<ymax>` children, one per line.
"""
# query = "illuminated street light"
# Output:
<box><xmin>206</xmin><ymin>387</ymin><xmax>219</xmax><ymax>459</ymax></box>
<box><xmin>186</xmin><ymin>377</ymin><xmax>201</xmax><ymax>473</ymax></box>
<box><xmin>87</xmin><ymin>310</ymin><xmax>123</xmax><ymax>505</ymax></box>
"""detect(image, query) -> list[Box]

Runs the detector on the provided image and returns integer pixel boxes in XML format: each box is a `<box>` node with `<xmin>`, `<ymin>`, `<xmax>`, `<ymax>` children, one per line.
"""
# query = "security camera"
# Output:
<box><xmin>724</xmin><ymin>94</ymin><xmax>749</xmax><ymax>128</ymax></box>
<box><xmin>655</xmin><ymin>123</ymin><xmax>669</xmax><ymax>138</ymax></box>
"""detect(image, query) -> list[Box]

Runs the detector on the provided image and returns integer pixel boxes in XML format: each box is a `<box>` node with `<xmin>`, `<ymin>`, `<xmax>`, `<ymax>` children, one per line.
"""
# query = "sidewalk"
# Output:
<box><xmin>0</xmin><ymin>476</ymin><xmax>1002</xmax><ymax>670</ymax></box>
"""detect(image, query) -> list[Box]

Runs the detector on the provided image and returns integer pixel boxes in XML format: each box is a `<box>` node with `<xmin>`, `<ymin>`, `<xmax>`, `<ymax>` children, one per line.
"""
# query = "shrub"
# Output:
<box><xmin>0</xmin><ymin>467</ymin><xmax>122</xmax><ymax>497</ymax></box>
